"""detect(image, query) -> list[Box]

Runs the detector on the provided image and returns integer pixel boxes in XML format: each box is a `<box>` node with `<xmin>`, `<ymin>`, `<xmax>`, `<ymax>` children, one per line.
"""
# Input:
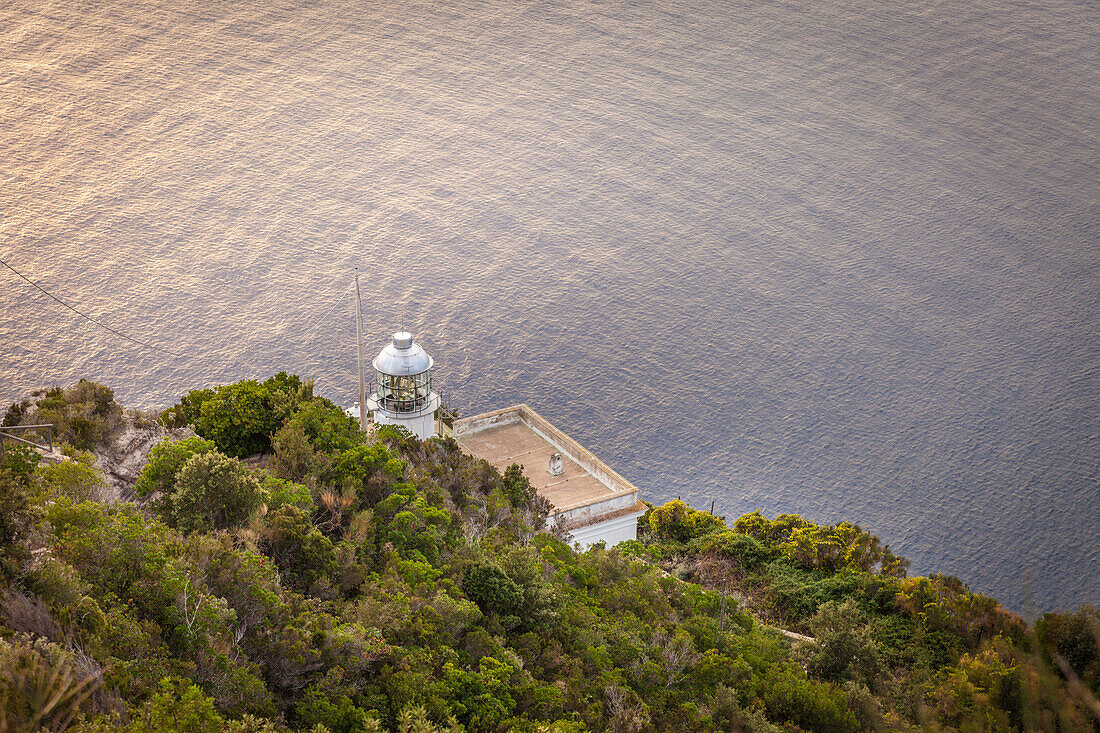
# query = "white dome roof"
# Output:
<box><xmin>372</xmin><ymin>331</ymin><xmax>434</xmax><ymax>376</ymax></box>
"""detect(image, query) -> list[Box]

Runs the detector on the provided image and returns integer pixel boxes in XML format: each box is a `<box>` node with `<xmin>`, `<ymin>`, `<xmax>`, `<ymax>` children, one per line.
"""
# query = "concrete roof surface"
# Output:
<box><xmin>456</xmin><ymin>420</ymin><xmax>616</xmax><ymax>511</ymax></box>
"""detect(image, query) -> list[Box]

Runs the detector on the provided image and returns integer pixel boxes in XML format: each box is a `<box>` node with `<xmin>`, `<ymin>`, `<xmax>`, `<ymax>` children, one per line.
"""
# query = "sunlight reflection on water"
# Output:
<box><xmin>1</xmin><ymin>0</ymin><xmax>1097</xmax><ymax>612</ymax></box>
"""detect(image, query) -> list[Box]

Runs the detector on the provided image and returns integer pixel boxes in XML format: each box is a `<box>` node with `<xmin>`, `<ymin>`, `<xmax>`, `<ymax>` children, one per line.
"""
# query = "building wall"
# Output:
<box><xmin>564</xmin><ymin>509</ymin><xmax>647</xmax><ymax>550</ymax></box>
<box><xmin>373</xmin><ymin>410</ymin><xmax>435</xmax><ymax>440</ymax></box>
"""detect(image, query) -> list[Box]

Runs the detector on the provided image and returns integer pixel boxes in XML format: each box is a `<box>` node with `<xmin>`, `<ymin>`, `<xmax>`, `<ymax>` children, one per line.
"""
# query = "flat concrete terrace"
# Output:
<box><xmin>454</xmin><ymin>405</ymin><xmax>646</xmax><ymax>539</ymax></box>
<box><xmin>457</xmin><ymin>420</ymin><xmax>612</xmax><ymax>511</ymax></box>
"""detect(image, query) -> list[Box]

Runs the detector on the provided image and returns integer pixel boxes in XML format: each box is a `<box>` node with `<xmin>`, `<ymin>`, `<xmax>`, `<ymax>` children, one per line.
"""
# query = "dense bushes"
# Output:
<box><xmin>0</xmin><ymin>450</ymin><xmax>40</xmax><ymax>581</ymax></box>
<box><xmin>1</xmin><ymin>376</ymin><xmax>1096</xmax><ymax>732</ymax></box>
<box><xmin>259</xmin><ymin>505</ymin><xmax>337</xmax><ymax>594</ymax></box>
<box><xmin>462</xmin><ymin>561</ymin><xmax>523</xmax><ymax>617</ymax></box>
<box><xmin>134</xmin><ymin>436</ymin><xmax>216</xmax><ymax>498</ymax></box>
<box><xmin>1035</xmin><ymin>606</ymin><xmax>1100</xmax><ymax>690</ymax></box>
<box><xmin>4</xmin><ymin>380</ymin><xmax>121</xmax><ymax>450</ymax></box>
<box><xmin>160</xmin><ymin>373</ymin><xmax>344</xmax><ymax>458</ymax></box>
<box><xmin>34</xmin><ymin>454</ymin><xmax>104</xmax><ymax>504</ymax></box>
<box><xmin>631</xmin><ymin>501</ymin><xmax>1099</xmax><ymax>731</ymax></box>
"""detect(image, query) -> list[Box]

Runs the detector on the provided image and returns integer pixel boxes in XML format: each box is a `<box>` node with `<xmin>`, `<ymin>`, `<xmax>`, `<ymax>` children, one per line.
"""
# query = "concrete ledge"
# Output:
<box><xmin>555</xmin><ymin>500</ymin><xmax>650</xmax><ymax>532</ymax></box>
<box><xmin>553</xmin><ymin>494</ymin><xmax>644</xmax><ymax>530</ymax></box>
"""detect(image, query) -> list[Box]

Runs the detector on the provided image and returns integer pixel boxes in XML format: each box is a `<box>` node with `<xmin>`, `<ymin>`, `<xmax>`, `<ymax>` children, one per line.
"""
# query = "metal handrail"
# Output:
<box><xmin>365</xmin><ymin>377</ymin><xmax>463</xmax><ymax>416</ymax></box>
<box><xmin>355</xmin><ymin>379</ymin><xmax>463</xmax><ymax>438</ymax></box>
<box><xmin>0</xmin><ymin>424</ymin><xmax>54</xmax><ymax>456</ymax></box>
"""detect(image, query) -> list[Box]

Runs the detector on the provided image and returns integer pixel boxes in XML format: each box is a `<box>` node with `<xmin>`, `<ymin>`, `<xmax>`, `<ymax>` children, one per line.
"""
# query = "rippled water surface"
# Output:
<box><xmin>2</xmin><ymin>0</ymin><xmax>1097</xmax><ymax>612</ymax></box>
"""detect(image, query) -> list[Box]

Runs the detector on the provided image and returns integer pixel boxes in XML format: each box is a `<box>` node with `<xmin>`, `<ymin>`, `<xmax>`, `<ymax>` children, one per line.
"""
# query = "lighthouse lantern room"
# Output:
<box><xmin>365</xmin><ymin>332</ymin><xmax>440</xmax><ymax>440</ymax></box>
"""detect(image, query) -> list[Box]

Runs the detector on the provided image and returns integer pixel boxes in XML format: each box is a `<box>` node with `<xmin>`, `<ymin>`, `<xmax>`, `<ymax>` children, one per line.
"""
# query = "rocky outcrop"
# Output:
<box><xmin>93</xmin><ymin>411</ymin><xmax>195</xmax><ymax>503</ymax></box>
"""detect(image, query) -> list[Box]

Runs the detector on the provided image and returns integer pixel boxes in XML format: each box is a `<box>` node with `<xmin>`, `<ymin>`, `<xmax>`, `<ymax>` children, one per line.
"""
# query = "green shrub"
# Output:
<box><xmin>25</xmin><ymin>556</ymin><xmax>89</xmax><ymax>610</ymax></box>
<box><xmin>259</xmin><ymin>505</ymin><xmax>336</xmax><ymax>594</ymax></box>
<box><xmin>135</xmin><ymin>436</ymin><xmax>216</xmax><ymax>498</ymax></box>
<box><xmin>798</xmin><ymin>600</ymin><xmax>881</xmax><ymax>686</ymax></box>
<box><xmin>1034</xmin><ymin>606</ymin><xmax>1100</xmax><ymax>691</ymax></box>
<box><xmin>696</xmin><ymin>530</ymin><xmax>772</xmax><ymax>570</ymax></box>
<box><xmin>127</xmin><ymin>676</ymin><xmax>224</xmax><ymax>732</ymax></box>
<box><xmin>286</xmin><ymin>399</ymin><xmax>363</xmax><ymax>455</ymax></box>
<box><xmin>295</xmin><ymin>685</ymin><xmax>374</xmax><ymax>733</ymax></box>
<box><xmin>270</xmin><ymin>421</ymin><xmax>314</xmax><ymax>482</ymax></box>
<box><xmin>193</xmin><ymin>381</ymin><xmax>282</xmax><ymax>458</ymax></box>
<box><xmin>1</xmin><ymin>444</ymin><xmax>41</xmax><ymax>484</ymax></box>
<box><xmin>258</xmin><ymin>473</ymin><xmax>313</xmax><ymax>511</ymax></box>
<box><xmin>46</xmin><ymin>501</ymin><xmax>172</xmax><ymax>606</ymax></box>
<box><xmin>29</xmin><ymin>380</ymin><xmax>120</xmax><ymax>450</ymax></box>
<box><xmin>648</xmin><ymin>500</ymin><xmax>725</xmax><ymax>543</ymax></box>
<box><xmin>0</xmin><ymin>461</ymin><xmax>40</xmax><ymax>580</ymax></box>
<box><xmin>463</xmin><ymin>561</ymin><xmax>523</xmax><ymax>617</ymax></box>
<box><xmin>757</xmin><ymin>664</ymin><xmax>859</xmax><ymax>732</ymax></box>
<box><xmin>34</xmin><ymin>459</ymin><xmax>104</xmax><ymax>503</ymax></box>
<box><xmin>166</xmin><ymin>373</ymin><xmax>323</xmax><ymax>458</ymax></box>
<box><xmin>333</xmin><ymin>443</ymin><xmax>404</xmax><ymax>507</ymax></box>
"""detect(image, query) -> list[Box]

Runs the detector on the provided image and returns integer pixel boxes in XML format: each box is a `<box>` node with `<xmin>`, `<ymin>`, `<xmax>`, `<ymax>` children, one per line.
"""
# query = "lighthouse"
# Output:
<box><xmin>365</xmin><ymin>332</ymin><xmax>441</xmax><ymax>440</ymax></box>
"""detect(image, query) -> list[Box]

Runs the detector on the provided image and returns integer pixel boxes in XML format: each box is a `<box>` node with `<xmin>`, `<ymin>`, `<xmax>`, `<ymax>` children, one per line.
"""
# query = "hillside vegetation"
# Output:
<box><xmin>0</xmin><ymin>377</ymin><xmax>1097</xmax><ymax>732</ymax></box>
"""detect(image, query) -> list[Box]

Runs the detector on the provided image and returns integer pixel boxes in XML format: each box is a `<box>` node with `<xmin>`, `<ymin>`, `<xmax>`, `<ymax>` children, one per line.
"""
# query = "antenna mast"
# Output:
<box><xmin>354</xmin><ymin>269</ymin><xmax>368</xmax><ymax>433</ymax></box>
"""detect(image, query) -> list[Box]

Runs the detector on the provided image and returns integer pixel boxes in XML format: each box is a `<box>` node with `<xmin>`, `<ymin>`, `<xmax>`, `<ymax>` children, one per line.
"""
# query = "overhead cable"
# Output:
<box><xmin>0</xmin><ymin>256</ymin><xmax>185</xmax><ymax>358</ymax></box>
<box><xmin>303</xmin><ymin>280</ymin><xmax>354</xmax><ymax>344</ymax></box>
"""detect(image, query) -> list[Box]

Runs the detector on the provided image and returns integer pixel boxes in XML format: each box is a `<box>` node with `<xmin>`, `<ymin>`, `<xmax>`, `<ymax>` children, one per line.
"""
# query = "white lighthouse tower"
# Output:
<box><xmin>365</xmin><ymin>332</ymin><xmax>440</xmax><ymax>440</ymax></box>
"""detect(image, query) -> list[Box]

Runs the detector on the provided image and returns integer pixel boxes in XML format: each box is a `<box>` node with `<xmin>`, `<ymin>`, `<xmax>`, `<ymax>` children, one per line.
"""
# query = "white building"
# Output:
<box><xmin>352</xmin><ymin>331</ymin><xmax>646</xmax><ymax>548</ymax></box>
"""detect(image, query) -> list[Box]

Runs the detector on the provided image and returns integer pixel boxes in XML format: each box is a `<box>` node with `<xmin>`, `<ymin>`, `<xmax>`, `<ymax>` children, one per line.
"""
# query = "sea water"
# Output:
<box><xmin>1</xmin><ymin>0</ymin><xmax>1097</xmax><ymax>613</ymax></box>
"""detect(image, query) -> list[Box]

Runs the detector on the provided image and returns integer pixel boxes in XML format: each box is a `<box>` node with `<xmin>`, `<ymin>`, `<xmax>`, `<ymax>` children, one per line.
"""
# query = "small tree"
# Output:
<box><xmin>193</xmin><ymin>381</ymin><xmax>279</xmax><ymax>458</ymax></box>
<box><xmin>462</xmin><ymin>561</ymin><xmax>522</xmax><ymax>617</ymax></box>
<box><xmin>798</xmin><ymin>599</ymin><xmax>882</xmax><ymax>687</ymax></box>
<box><xmin>270</xmin><ymin>421</ymin><xmax>314</xmax><ymax>482</ymax></box>
<box><xmin>167</xmin><ymin>453</ymin><xmax>264</xmax><ymax>533</ymax></box>
<box><xmin>501</xmin><ymin>464</ymin><xmax>533</xmax><ymax>506</ymax></box>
